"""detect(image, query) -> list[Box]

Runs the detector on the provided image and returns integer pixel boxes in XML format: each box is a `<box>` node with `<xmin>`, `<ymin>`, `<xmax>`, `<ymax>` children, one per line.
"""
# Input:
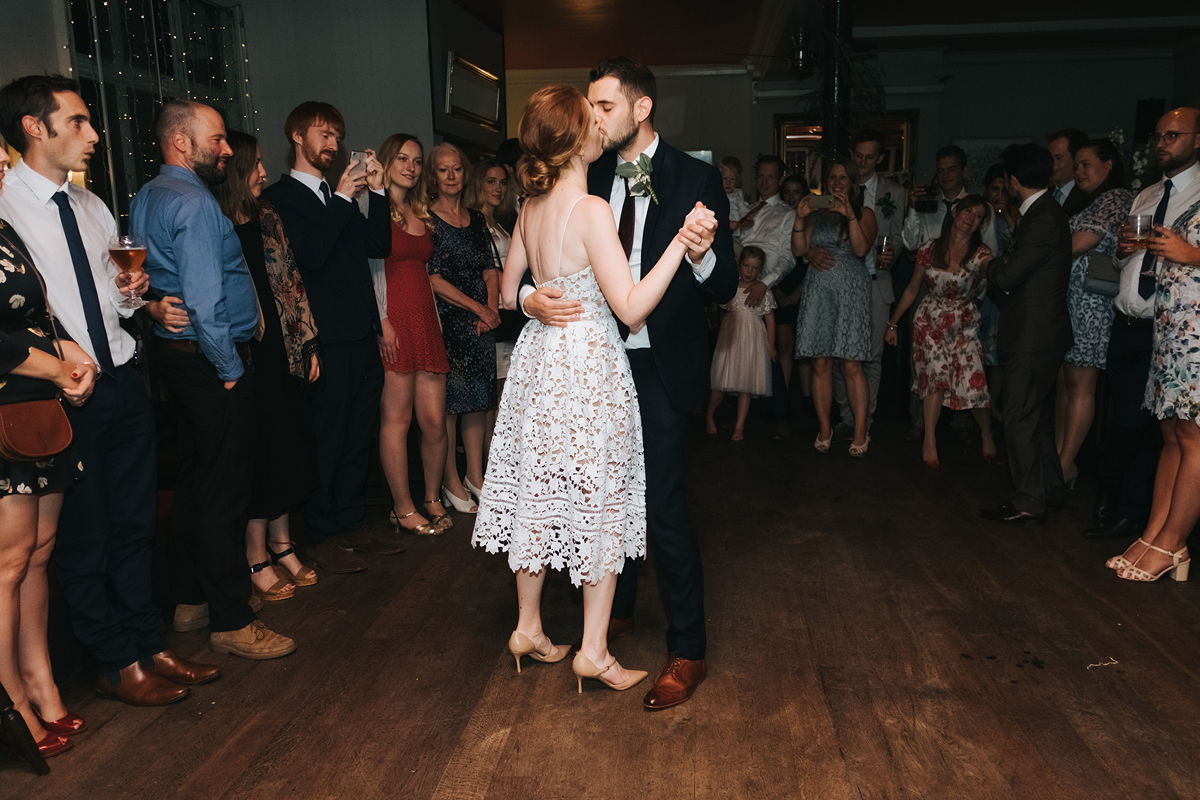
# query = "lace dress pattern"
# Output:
<box><xmin>472</xmin><ymin>267</ymin><xmax>647</xmax><ymax>586</ymax></box>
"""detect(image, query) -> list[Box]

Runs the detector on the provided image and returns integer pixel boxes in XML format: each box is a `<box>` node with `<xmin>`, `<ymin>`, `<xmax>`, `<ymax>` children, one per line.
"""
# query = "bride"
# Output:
<box><xmin>472</xmin><ymin>85</ymin><xmax>716</xmax><ymax>693</ymax></box>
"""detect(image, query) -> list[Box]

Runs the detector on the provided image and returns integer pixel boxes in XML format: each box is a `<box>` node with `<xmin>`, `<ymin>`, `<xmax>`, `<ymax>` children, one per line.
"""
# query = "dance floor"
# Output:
<box><xmin>5</xmin><ymin>392</ymin><xmax>1200</xmax><ymax>798</ymax></box>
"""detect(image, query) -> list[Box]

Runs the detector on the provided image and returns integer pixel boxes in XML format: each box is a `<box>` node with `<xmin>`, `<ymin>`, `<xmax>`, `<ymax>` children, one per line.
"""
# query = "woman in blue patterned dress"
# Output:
<box><xmin>1056</xmin><ymin>139</ymin><xmax>1132</xmax><ymax>487</ymax></box>
<box><xmin>791</xmin><ymin>158</ymin><xmax>877</xmax><ymax>456</ymax></box>
<box><xmin>1107</xmin><ymin>194</ymin><xmax>1200</xmax><ymax>582</ymax></box>
<box><xmin>425</xmin><ymin>143</ymin><xmax>500</xmax><ymax>513</ymax></box>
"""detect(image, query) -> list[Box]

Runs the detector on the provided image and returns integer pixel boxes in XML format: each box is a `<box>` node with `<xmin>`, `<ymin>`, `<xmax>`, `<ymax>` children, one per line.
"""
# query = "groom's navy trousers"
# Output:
<box><xmin>612</xmin><ymin>348</ymin><xmax>706</xmax><ymax>661</ymax></box>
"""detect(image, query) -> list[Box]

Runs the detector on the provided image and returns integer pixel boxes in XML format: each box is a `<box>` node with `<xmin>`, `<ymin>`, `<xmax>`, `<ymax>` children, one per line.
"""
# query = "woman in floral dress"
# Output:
<box><xmin>1107</xmin><ymin>194</ymin><xmax>1200</xmax><ymax>582</ymax></box>
<box><xmin>1056</xmin><ymin>139</ymin><xmax>1133</xmax><ymax>487</ymax></box>
<box><xmin>885</xmin><ymin>195</ymin><xmax>994</xmax><ymax>469</ymax></box>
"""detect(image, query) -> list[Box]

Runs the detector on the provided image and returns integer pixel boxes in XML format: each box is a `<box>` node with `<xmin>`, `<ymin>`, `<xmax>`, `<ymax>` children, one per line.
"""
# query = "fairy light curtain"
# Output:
<box><xmin>65</xmin><ymin>0</ymin><xmax>257</xmax><ymax>223</ymax></box>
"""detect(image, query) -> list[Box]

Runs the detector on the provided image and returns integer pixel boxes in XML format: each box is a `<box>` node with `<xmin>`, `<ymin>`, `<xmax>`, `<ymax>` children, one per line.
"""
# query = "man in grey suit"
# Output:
<box><xmin>982</xmin><ymin>143</ymin><xmax>1073</xmax><ymax>524</ymax></box>
<box><xmin>828</xmin><ymin>128</ymin><xmax>907</xmax><ymax>439</ymax></box>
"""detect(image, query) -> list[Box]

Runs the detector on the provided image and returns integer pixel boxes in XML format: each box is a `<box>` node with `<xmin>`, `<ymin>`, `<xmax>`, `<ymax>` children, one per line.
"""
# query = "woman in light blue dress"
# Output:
<box><xmin>791</xmin><ymin>158</ymin><xmax>877</xmax><ymax>455</ymax></box>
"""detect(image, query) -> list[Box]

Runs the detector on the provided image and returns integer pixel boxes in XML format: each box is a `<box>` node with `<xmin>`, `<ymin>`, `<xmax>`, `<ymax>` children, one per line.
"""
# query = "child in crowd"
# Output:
<box><xmin>720</xmin><ymin>155</ymin><xmax>750</xmax><ymax>228</ymax></box>
<box><xmin>706</xmin><ymin>246</ymin><xmax>776</xmax><ymax>440</ymax></box>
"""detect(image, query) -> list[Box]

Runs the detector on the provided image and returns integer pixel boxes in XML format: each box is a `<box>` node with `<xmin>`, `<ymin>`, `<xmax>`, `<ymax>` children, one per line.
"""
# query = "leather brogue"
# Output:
<box><xmin>95</xmin><ymin>661</ymin><xmax>190</xmax><ymax>706</ymax></box>
<box><xmin>979</xmin><ymin>503</ymin><xmax>1045</xmax><ymax>526</ymax></box>
<box><xmin>1083</xmin><ymin>517</ymin><xmax>1144</xmax><ymax>541</ymax></box>
<box><xmin>148</xmin><ymin>649</ymin><xmax>221</xmax><ymax>685</ymax></box>
<box><xmin>643</xmin><ymin>657</ymin><xmax>706</xmax><ymax>710</ymax></box>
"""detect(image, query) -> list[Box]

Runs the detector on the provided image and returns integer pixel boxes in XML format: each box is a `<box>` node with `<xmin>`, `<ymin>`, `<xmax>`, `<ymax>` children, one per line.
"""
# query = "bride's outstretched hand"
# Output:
<box><xmin>678</xmin><ymin>202</ymin><xmax>718</xmax><ymax>260</ymax></box>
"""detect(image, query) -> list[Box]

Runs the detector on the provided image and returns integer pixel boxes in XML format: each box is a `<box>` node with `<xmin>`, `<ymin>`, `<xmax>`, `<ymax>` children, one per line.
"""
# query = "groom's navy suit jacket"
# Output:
<box><xmin>587</xmin><ymin>141</ymin><xmax>738</xmax><ymax>412</ymax></box>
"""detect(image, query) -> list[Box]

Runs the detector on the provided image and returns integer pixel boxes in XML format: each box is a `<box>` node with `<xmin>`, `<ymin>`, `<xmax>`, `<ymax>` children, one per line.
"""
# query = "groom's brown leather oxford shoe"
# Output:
<box><xmin>643</xmin><ymin>657</ymin><xmax>706</xmax><ymax>709</ymax></box>
<box><xmin>149</xmin><ymin>649</ymin><xmax>221</xmax><ymax>685</ymax></box>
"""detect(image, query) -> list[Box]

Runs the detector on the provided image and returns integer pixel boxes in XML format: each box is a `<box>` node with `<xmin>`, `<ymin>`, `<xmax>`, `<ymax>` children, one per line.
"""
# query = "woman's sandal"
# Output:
<box><xmin>423</xmin><ymin>499</ymin><xmax>453</xmax><ymax>531</ymax></box>
<box><xmin>390</xmin><ymin>509</ymin><xmax>439</xmax><ymax>536</ymax></box>
<box><xmin>267</xmin><ymin>541</ymin><xmax>318</xmax><ymax>587</ymax></box>
<box><xmin>249</xmin><ymin>561</ymin><xmax>295</xmax><ymax>601</ymax></box>
<box><xmin>1117</xmin><ymin>542</ymin><xmax>1190</xmax><ymax>582</ymax></box>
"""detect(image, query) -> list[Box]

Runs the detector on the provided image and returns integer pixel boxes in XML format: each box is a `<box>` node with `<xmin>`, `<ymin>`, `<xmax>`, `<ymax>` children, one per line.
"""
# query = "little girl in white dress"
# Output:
<box><xmin>706</xmin><ymin>246</ymin><xmax>776</xmax><ymax>440</ymax></box>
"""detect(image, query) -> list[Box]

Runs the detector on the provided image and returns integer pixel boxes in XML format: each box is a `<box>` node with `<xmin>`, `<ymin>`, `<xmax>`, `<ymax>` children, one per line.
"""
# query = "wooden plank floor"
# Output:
<box><xmin>5</xmin><ymin>393</ymin><xmax>1200</xmax><ymax>798</ymax></box>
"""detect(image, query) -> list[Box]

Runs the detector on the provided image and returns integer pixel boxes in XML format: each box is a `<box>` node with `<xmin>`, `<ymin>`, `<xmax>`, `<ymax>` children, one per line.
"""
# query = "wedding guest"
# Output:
<box><xmin>466</xmin><ymin>157</ymin><xmax>521</xmax><ymax>451</ymax></box>
<box><xmin>372</xmin><ymin>133</ymin><xmax>451</xmax><ymax>536</ymax></box>
<box><xmin>0</xmin><ymin>146</ymin><xmax>95</xmax><ymax>760</ymax></box>
<box><xmin>774</xmin><ymin>174</ymin><xmax>811</xmax><ymax>416</ymax></box>
<box><xmin>979</xmin><ymin>164</ymin><xmax>1014</xmax><ymax>370</ymax></box>
<box><xmin>829</xmin><ymin>128</ymin><xmax>907</xmax><ymax>442</ymax></box>
<box><xmin>262</xmin><ymin>101</ymin><xmax>400</xmax><ymax>574</ymax></box>
<box><xmin>981</xmin><ymin>144</ymin><xmax>1072</xmax><ymax>525</ymax></box>
<box><xmin>1108</xmin><ymin>136</ymin><xmax>1200</xmax><ymax>580</ymax></box>
<box><xmin>1055</xmin><ymin>139</ymin><xmax>1133</xmax><ymax>489</ymax></box>
<box><xmin>720</xmin><ymin>155</ymin><xmax>749</xmax><ymax>228</ymax></box>
<box><xmin>885</xmin><ymin>195</ymin><xmax>995</xmax><ymax>468</ymax></box>
<box><xmin>792</xmin><ymin>159</ymin><xmax>877</xmax><ymax>455</ymax></box>
<box><xmin>425</xmin><ymin>143</ymin><xmax>499</xmax><ymax>513</ymax></box>
<box><xmin>211</xmin><ymin>131</ymin><xmax>321</xmax><ymax>596</ymax></box>
<box><xmin>1047</xmin><ymin>128</ymin><xmax>1091</xmax><ymax>218</ymax></box>
<box><xmin>738</xmin><ymin>155</ymin><xmax>795</xmax><ymax>300</ymax></box>
<box><xmin>1090</xmin><ymin>108</ymin><xmax>1200</xmax><ymax>542</ymax></box>
<box><xmin>706</xmin><ymin>246</ymin><xmax>776</xmax><ymax>440</ymax></box>
<box><xmin>0</xmin><ymin>76</ymin><xmax>215</xmax><ymax>705</ymax></box>
<box><xmin>133</xmin><ymin>100</ymin><xmax>295</xmax><ymax>659</ymax></box>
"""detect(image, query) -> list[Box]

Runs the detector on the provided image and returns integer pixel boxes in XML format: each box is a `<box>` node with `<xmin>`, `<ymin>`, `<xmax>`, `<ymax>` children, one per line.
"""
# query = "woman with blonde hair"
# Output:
<box><xmin>371</xmin><ymin>134</ymin><xmax>452</xmax><ymax>535</ymax></box>
<box><xmin>425</xmin><ymin>143</ymin><xmax>499</xmax><ymax>515</ymax></box>
<box><xmin>471</xmin><ymin>85</ymin><xmax>717</xmax><ymax>693</ymax></box>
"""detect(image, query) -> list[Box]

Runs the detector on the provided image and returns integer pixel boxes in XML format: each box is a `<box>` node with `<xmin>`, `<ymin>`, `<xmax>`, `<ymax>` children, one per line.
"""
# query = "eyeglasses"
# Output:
<box><xmin>1149</xmin><ymin>131</ymin><xmax>1200</xmax><ymax>146</ymax></box>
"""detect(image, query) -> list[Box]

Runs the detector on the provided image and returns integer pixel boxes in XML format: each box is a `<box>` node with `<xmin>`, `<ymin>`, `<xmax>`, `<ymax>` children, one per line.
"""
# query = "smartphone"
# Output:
<box><xmin>809</xmin><ymin>195</ymin><xmax>834</xmax><ymax>210</ymax></box>
<box><xmin>915</xmin><ymin>184</ymin><xmax>939</xmax><ymax>214</ymax></box>
<box><xmin>349</xmin><ymin>150</ymin><xmax>369</xmax><ymax>176</ymax></box>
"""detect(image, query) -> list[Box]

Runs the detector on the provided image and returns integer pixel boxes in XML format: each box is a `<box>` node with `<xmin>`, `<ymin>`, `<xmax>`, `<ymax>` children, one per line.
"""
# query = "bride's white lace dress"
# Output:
<box><xmin>472</xmin><ymin>265</ymin><xmax>647</xmax><ymax>586</ymax></box>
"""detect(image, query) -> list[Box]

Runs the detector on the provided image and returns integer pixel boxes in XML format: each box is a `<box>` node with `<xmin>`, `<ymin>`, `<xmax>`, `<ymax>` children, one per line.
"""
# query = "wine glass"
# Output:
<box><xmin>109</xmin><ymin>234</ymin><xmax>148</xmax><ymax>309</ymax></box>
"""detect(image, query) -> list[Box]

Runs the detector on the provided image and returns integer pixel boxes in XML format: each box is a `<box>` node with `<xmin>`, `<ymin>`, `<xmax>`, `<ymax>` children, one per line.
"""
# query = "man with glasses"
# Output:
<box><xmin>1086</xmin><ymin>108</ymin><xmax>1200</xmax><ymax>541</ymax></box>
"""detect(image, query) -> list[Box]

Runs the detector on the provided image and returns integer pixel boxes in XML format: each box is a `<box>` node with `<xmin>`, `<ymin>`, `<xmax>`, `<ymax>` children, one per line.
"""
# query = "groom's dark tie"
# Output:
<box><xmin>618</xmin><ymin>178</ymin><xmax>635</xmax><ymax>259</ymax></box>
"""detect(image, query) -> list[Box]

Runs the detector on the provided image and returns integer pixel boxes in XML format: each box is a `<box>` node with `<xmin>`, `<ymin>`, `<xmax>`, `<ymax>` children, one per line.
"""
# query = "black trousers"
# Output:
<box><xmin>54</xmin><ymin>364</ymin><xmax>165</xmax><ymax>671</ymax></box>
<box><xmin>612</xmin><ymin>348</ymin><xmax>706</xmax><ymax>660</ymax></box>
<box><xmin>154</xmin><ymin>342</ymin><xmax>255</xmax><ymax>633</ymax></box>
<box><xmin>1097</xmin><ymin>320</ymin><xmax>1161</xmax><ymax>520</ymax></box>
<box><xmin>998</xmin><ymin>349</ymin><xmax>1067</xmax><ymax>514</ymax></box>
<box><xmin>302</xmin><ymin>335</ymin><xmax>383</xmax><ymax>545</ymax></box>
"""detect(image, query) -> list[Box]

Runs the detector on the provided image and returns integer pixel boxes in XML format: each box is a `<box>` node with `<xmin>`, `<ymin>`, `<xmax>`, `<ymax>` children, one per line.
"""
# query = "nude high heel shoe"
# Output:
<box><xmin>1107</xmin><ymin>537</ymin><xmax>1150</xmax><ymax>570</ymax></box>
<box><xmin>571</xmin><ymin>652</ymin><xmax>648</xmax><ymax>693</ymax></box>
<box><xmin>1117</xmin><ymin>543</ymin><xmax>1190</xmax><ymax>582</ymax></box>
<box><xmin>508</xmin><ymin>631</ymin><xmax>569</xmax><ymax>673</ymax></box>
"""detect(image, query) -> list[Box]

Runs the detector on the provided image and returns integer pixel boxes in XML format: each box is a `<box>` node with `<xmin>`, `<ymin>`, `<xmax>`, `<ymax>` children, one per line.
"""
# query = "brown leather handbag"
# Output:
<box><xmin>0</xmin><ymin>265</ymin><xmax>72</xmax><ymax>462</ymax></box>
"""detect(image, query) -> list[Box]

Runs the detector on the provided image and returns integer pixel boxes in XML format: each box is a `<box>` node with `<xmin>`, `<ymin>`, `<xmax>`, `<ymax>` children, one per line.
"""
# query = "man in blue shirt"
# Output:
<box><xmin>131</xmin><ymin>99</ymin><xmax>294</xmax><ymax>660</ymax></box>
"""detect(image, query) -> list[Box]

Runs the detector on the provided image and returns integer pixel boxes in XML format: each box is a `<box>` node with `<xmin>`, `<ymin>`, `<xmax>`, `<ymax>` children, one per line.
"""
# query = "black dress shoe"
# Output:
<box><xmin>980</xmin><ymin>503</ymin><xmax>1045</xmax><ymax>525</ymax></box>
<box><xmin>1082</xmin><ymin>517</ymin><xmax>1144</xmax><ymax>541</ymax></box>
<box><xmin>1092</xmin><ymin>492</ymin><xmax>1117</xmax><ymax>527</ymax></box>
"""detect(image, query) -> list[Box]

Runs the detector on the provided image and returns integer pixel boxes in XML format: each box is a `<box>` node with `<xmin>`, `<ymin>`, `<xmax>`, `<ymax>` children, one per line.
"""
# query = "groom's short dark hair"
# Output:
<box><xmin>590</xmin><ymin>56</ymin><xmax>657</xmax><ymax>125</ymax></box>
<box><xmin>1001</xmin><ymin>143</ymin><xmax>1053</xmax><ymax>190</ymax></box>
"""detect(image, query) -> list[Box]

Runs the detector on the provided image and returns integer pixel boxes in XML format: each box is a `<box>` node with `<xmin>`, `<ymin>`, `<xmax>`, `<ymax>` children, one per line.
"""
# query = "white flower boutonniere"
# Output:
<box><xmin>614</xmin><ymin>154</ymin><xmax>658</xmax><ymax>205</ymax></box>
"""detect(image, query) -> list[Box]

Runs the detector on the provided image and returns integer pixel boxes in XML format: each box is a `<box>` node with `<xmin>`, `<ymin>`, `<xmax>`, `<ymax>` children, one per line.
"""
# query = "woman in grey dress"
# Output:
<box><xmin>791</xmin><ymin>159</ymin><xmax>877</xmax><ymax>455</ymax></box>
<box><xmin>1056</xmin><ymin>139</ymin><xmax>1132</xmax><ymax>487</ymax></box>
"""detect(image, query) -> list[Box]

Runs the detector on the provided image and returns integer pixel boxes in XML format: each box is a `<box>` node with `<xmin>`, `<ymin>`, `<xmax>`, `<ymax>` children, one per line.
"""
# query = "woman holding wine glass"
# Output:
<box><xmin>211</xmin><ymin>131</ymin><xmax>322</xmax><ymax>600</ymax></box>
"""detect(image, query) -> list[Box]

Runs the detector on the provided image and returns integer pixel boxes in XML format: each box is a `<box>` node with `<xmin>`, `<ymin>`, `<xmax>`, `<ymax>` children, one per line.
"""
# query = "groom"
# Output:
<box><xmin>523</xmin><ymin>56</ymin><xmax>737</xmax><ymax>708</ymax></box>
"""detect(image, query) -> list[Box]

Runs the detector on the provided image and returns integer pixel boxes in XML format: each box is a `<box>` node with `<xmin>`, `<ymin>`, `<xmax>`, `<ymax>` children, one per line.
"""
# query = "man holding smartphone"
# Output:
<box><xmin>262</xmin><ymin>101</ymin><xmax>396</xmax><ymax>574</ymax></box>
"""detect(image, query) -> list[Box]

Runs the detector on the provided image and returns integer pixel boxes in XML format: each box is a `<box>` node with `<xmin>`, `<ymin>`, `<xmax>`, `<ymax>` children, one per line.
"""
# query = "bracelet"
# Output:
<box><xmin>886</xmin><ymin>322</ymin><xmax>898</xmax><ymax>330</ymax></box>
<box><xmin>792</xmin><ymin>227</ymin><xmax>805</xmax><ymax>233</ymax></box>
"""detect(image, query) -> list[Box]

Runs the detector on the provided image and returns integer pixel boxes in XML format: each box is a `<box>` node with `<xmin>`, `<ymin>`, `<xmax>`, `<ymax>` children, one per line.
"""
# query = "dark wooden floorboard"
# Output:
<box><xmin>5</xmin><ymin>394</ymin><xmax>1200</xmax><ymax>798</ymax></box>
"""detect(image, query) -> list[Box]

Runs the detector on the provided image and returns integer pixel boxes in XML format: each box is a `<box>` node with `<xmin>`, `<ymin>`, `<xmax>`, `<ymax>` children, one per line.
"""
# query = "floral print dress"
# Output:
<box><xmin>1064</xmin><ymin>188</ymin><xmax>1134</xmax><ymax>369</ymax></box>
<box><xmin>0</xmin><ymin>220</ymin><xmax>83</xmax><ymax>495</ymax></box>
<box><xmin>911</xmin><ymin>241</ymin><xmax>991</xmax><ymax>409</ymax></box>
<box><xmin>1145</xmin><ymin>197</ymin><xmax>1200</xmax><ymax>422</ymax></box>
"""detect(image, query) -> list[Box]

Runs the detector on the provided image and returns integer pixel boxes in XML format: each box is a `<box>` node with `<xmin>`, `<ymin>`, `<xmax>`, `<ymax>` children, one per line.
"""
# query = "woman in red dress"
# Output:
<box><xmin>374</xmin><ymin>134</ymin><xmax>453</xmax><ymax>534</ymax></box>
<box><xmin>885</xmin><ymin>195</ymin><xmax>995</xmax><ymax>469</ymax></box>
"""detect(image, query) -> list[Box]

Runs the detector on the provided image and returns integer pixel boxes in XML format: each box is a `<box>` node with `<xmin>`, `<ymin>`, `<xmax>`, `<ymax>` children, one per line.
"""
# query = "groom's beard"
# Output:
<box><xmin>602</xmin><ymin>115</ymin><xmax>639</xmax><ymax>154</ymax></box>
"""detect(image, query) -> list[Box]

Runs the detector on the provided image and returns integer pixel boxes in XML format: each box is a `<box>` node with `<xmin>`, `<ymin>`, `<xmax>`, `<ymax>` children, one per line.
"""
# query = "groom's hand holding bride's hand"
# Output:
<box><xmin>679</xmin><ymin>202</ymin><xmax>718</xmax><ymax>263</ymax></box>
<box><xmin>524</xmin><ymin>286</ymin><xmax>584</xmax><ymax>329</ymax></box>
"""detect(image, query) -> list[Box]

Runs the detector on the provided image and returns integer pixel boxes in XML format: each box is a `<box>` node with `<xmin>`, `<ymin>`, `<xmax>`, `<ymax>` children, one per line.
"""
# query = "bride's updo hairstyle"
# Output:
<box><xmin>516</xmin><ymin>85</ymin><xmax>591</xmax><ymax>198</ymax></box>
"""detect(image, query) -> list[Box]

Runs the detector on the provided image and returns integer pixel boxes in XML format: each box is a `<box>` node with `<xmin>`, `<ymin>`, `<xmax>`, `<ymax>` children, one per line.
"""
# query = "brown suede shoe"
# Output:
<box><xmin>95</xmin><ymin>661</ymin><xmax>191</xmax><ymax>706</ymax></box>
<box><xmin>643</xmin><ymin>657</ymin><xmax>706</xmax><ymax>710</ymax></box>
<box><xmin>309</xmin><ymin>540</ymin><xmax>367</xmax><ymax>573</ymax></box>
<box><xmin>149</xmin><ymin>649</ymin><xmax>221</xmax><ymax>685</ymax></box>
<box><xmin>334</xmin><ymin>527</ymin><xmax>405</xmax><ymax>556</ymax></box>
<box><xmin>210</xmin><ymin>621</ymin><xmax>297</xmax><ymax>660</ymax></box>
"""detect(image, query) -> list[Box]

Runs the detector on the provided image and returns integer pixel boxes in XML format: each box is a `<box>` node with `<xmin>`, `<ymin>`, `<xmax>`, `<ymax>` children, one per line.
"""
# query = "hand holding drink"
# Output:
<box><xmin>110</xmin><ymin>234</ymin><xmax>148</xmax><ymax>309</ymax></box>
<box><xmin>876</xmin><ymin>234</ymin><xmax>896</xmax><ymax>270</ymax></box>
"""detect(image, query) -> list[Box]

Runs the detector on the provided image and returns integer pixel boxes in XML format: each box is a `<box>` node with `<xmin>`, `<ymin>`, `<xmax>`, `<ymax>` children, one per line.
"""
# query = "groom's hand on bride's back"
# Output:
<box><xmin>523</xmin><ymin>285</ymin><xmax>584</xmax><ymax>329</ymax></box>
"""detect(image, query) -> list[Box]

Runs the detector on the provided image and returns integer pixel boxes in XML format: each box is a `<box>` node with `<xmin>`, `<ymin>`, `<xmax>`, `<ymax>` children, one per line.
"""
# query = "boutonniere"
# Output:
<box><xmin>876</xmin><ymin>191</ymin><xmax>897</xmax><ymax>220</ymax></box>
<box><xmin>615</xmin><ymin>154</ymin><xmax>658</xmax><ymax>205</ymax></box>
